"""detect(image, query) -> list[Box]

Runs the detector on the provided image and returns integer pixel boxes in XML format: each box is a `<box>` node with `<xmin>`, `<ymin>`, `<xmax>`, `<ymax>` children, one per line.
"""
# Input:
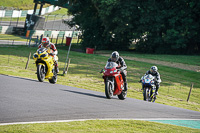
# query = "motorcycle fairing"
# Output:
<box><xmin>113</xmin><ymin>74</ymin><xmax>124</xmax><ymax>95</ymax></box>
<box><xmin>103</xmin><ymin>62</ymin><xmax>124</xmax><ymax>95</ymax></box>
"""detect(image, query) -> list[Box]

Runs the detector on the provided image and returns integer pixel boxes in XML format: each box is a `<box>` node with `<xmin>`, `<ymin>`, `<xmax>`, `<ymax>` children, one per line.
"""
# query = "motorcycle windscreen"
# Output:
<box><xmin>37</xmin><ymin>47</ymin><xmax>47</xmax><ymax>54</ymax></box>
<box><xmin>105</xmin><ymin>61</ymin><xmax>118</xmax><ymax>69</ymax></box>
<box><xmin>143</xmin><ymin>74</ymin><xmax>154</xmax><ymax>83</ymax></box>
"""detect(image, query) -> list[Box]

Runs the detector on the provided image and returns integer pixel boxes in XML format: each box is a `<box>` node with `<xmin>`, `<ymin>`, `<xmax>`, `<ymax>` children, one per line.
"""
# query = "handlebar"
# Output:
<box><xmin>49</xmin><ymin>53</ymin><xmax>54</xmax><ymax>56</ymax></box>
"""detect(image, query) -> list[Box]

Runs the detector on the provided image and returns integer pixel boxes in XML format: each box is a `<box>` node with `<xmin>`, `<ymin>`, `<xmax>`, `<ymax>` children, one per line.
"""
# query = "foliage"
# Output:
<box><xmin>66</xmin><ymin>0</ymin><xmax>108</xmax><ymax>51</ymax></box>
<box><xmin>64</xmin><ymin>0</ymin><xmax>200</xmax><ymax>54</ymax></box>
<box><xmin>135</xmin><ymin>0</ymin><xmax>200</xmax><ymax>54</ymax></box>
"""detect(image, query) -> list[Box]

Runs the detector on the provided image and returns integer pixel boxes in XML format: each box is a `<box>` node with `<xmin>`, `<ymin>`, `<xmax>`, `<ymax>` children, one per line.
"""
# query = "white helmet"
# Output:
<box><xmin>150</xmin><ymin>66</ymin><xmax>158</xmax><ymax>74</ymax></box>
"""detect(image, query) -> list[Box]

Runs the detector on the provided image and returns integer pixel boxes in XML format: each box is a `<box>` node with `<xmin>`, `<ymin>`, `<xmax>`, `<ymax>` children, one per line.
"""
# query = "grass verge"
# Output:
<box><xmin>0</xmin><ymin>120</ymin><xmax>199</xmax><ymax>133</ymax></box>
<box><xmin>0</xmin><ymin>34</ymin><xmax>27</xmax><ymax>41</ymax></box>
<box><xmin>0</xmin><ymin>0</ymin><xmax>50</xmax><ymax>10</ymax></box>
<box><xmin>97</xmin><ymin>50</ymin><xmax>200</xmax><ymax>66</ymax></box>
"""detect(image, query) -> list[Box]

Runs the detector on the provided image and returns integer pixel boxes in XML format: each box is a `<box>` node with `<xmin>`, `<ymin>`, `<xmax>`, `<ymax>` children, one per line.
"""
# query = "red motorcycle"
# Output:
<box><xmin>102</xmin><ymin>62</ymin><xmax>127</xmax><ymax>100</ymax></box>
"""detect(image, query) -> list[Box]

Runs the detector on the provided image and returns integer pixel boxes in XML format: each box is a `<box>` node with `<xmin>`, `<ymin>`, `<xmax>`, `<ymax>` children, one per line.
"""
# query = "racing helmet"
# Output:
<box><xmin>42</xmin><ymin>37</ymin><xmax>50</xmax><ymax>48</ymax></box>
<box><xmin>150</xmin><ymin>66</ymin><xmax>158</xmax><ymax>74</ymax></box>
<box><xmin>111</xmin><ymin>51</ymin><xmax>119</xmax><ymax>62</ymax></box>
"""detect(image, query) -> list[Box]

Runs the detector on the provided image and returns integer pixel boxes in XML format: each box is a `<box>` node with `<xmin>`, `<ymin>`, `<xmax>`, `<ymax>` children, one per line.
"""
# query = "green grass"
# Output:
<box><xmin>0</xmin><ymin>46</ymin><xmax>199</xmax><ymax>112</ymax></box>
<box><xmin>97</xmin><ymin>50</ymin><xmax>200</xmax><ymax>66</ymax></box>
<box><xmin>0</xmin><ymin>34</ymin><xmax>27</xmax><ymax>41</ymax></box>
<box><xmin>47</xmin><ymin>8</ymin><xmax>68</xmax><ymax>16</ymax></box>
<box><xmin>0</xmin><ymin>34</ymin><xmax>39</xmax><ymax>44</ymax></box>
<box><xmin>122</xmin><ymin>52</ymin><xmax>200</xmax><ymax>66</ymax></box>
<box><xmin>0</xmin><ymin>120</ymin><xmax>199</xmax><ymax>133</ymax></box>
<box><xmin>0</xmin><ymin>0</ymin><xmax>50</xmax><ymax>10</ymax></box>
<box><xmin>43</xmin><ymin>8</ymin><xmax>69</xmax><ymax>21</ymax></box>
<box><xmin>0</xmin><ymin>17</ymin><xmax>26</xmax><ymax>22</ymax></box>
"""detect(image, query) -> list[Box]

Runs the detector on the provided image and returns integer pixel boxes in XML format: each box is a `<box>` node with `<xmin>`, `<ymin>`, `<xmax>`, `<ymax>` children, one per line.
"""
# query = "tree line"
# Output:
<box><xmin>65</xmin><ymin>0</ymin><xmax>200</xmax><ymax>54</ymax></box>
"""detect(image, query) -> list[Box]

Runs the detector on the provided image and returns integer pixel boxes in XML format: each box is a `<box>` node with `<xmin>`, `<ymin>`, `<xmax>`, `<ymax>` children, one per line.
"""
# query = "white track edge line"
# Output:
<box><xmin>1</xmin><ymin>118</ymin><xmax>200</xmax><ymax>126</ymax></box>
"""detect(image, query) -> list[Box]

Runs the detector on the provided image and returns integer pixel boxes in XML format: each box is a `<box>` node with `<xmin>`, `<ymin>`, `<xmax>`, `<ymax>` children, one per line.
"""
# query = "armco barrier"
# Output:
<box><xmin>0</xmin><ymin>26</ymin><xmax>81</xmax><ymax>38</ymax></box>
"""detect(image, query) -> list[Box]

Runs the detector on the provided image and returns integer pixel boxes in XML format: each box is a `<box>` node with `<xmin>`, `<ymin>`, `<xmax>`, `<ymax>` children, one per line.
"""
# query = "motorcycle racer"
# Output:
<box><xmin>144</xmin><ymin>66</ymin><xmax>161</xmax><ymax>95</ymax></box>
<box><xmin>108</xmin><ymin>51</ymin><xmax>128</xmax><ymax>91</ymax></box>
<box><xmin>38</xmin><ymin>37</ymin><xmax>59</xmax><ymax>73</ymax></box>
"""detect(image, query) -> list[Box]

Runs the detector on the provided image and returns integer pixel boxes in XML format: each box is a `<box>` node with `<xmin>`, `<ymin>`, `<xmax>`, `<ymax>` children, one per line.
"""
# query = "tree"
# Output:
<box><xmin>135</xmin><ymin>0</ymin><xmax>200</xmax><ymax>54</ymax></box>
<box><xmin>66</xmin><ymin>0</ymin><xmax>108</xmax><ymax>50</ymax></box>
<box><xmin>65</xmin><ymin>0</ymin><xmax>200</xmax><ymax>54</ymax></box>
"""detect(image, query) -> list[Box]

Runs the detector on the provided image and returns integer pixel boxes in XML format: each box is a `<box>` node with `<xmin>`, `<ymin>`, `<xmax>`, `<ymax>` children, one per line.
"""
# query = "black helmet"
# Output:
<box><xmin>111</xmin><ymin>51</ymin><xmax>119</xmax><ymax>62</ymax></box>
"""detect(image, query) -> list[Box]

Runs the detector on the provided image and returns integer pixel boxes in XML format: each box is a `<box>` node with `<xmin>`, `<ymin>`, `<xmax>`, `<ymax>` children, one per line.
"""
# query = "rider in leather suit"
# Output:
<box><xmin>38</xmin><ymin>37</ymin><xmax>59</xmax><ymax>73</ymax></box>
<box><xmin>108</xmin><ymin>51</ymin><xmax>128</xmax><ymax>91</ymax></box>
<box><xmin>145</xmin><ymin>66</ymin><xmax>161</xmax><ymax>95</ymax></box>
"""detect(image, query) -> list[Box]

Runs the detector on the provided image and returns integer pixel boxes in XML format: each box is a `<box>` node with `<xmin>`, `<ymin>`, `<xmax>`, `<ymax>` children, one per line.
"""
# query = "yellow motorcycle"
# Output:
<box><xmin>33</xmin><ymin>47</ymin><xmax>58</xmax><ymax>84</ymax></box>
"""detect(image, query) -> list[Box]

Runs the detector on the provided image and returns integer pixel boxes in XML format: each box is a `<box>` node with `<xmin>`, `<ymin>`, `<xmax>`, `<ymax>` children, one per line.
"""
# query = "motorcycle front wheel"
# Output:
<box><xmin>37</xmin><ymin>64</ymin><xmax>45</xmax><ymax>82</ymax></box>
<box><xmin>143</xmin><ymin>88</ymin><xmax>150</xmax><ymax>101</ymax></box>
<box><xmin>118</xmin><ymin>90</ymin><xmax>127</xmax><ymax>100</ymax></box>
<box><xmin>49</xmin><ymin>67</ymin><xmax>57</xmax><ymax>84</ymax></box>
<box><xmin>105</xmin><ymin>81</ymin><xmax>113</xmax><ymax>99</ymax></box>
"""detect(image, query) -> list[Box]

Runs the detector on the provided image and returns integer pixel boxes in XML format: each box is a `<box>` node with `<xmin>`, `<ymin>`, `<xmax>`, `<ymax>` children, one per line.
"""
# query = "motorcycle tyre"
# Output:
<box><xmin>118</xmin><ymin>90</ymin><xmax>127</xmax><ymax>100</ymax></box>
<box><xmin>49</xmin><ymin>68</ymin><xmax>57</xmax><ymax>84</ymax></box>
<box><xmin>105</xmin><ymin>81</ymin><xmax>113</xmax><ymax>99</ymax></box>
<box><xmin>143</xmin><ymin>88</ymin><xmax>149</xmax><ymax>101</ymax></box>
<box><xmin>152</xmin><ymin>97</ymin><xmax>156</xmax><ymax>103</ymax></box>
<box><xmin>37</xmin><ymin>64</ymin><xmax>45</xmax><ymax>82</ymax></box>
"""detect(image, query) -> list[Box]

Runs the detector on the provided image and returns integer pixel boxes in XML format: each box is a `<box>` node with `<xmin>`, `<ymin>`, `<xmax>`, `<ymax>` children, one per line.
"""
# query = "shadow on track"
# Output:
<box><xmin>60</xmin><ymin>89</ymin><xmax>106</xmax><ymax>99</ymax></box>
<box><xmin>0</xmin><ymin>74</ymin><xmax>49</xmax><ymax>84</ymax></box>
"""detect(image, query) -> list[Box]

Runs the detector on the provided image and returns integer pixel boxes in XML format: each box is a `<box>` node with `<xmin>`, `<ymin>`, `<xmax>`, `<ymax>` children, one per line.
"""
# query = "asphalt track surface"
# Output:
<box><xmin>0</xmin><ymin>74</ymin><xmax>200</xmax><ymax>128</ymax></box>
<box><xmin>0</xmin><ymin>19</ymin><xmax>72</xmax><ymax>31</ymax></box>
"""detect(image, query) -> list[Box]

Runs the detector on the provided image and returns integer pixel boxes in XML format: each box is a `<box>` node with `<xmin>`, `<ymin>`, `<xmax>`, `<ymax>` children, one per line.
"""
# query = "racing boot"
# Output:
<box><xmin>55</xmin><ymin>63</ymin><xmax>59</xmax><ymax>73</ymax></box>
<box><xmin>56</xmin><ymin>66</ymin><xmax>59</xmax><ymax>73</ymax></box>
<box><xmin>155</xmin><ymin>91</ymin><xmax>159</xmax><ymax>95</ymax></box>
<box><xmin>155</xmin><ymin>87</ymin><xmax>159</xmax><ymax>95</ymax></box>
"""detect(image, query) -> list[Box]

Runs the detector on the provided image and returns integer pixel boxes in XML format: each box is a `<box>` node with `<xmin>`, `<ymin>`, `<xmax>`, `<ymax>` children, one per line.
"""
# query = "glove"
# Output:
<box><xmin>49</xmin><ymin>53</ymin><xmax>54</xmax><ymax>56</ymax></box>
<box><xmin>100</xmin><ymin>69</ymin><xmax>104</xmax><ymax>73</ymax></box>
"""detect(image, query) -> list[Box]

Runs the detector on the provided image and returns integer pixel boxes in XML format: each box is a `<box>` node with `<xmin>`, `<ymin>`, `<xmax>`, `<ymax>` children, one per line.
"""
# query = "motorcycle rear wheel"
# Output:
<box><xmin>105</xmin><ymin>81</ymin><xmax>113</xmax><ymax>99</ymax></box>
<box><xmin>37</xmin><ymin>65</ymin><xmax>45</xmax><ymax>82</ymax></box>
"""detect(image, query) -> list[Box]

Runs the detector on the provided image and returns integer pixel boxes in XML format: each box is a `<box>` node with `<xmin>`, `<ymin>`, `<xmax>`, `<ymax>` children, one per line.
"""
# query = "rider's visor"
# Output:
<box><xmin>111</xmin><ymin>57</ymin><xmax>117</xmax><ymax>62</ymax></box>
<box><xmin>150</xmin><ymin>69</ymin><xmax>156</xmax><ymax>74</ymax></box>
<box><xmin>42</xmin><ymin>42</ymin><xmax>49</xmax><ymax>47</ymax></box>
